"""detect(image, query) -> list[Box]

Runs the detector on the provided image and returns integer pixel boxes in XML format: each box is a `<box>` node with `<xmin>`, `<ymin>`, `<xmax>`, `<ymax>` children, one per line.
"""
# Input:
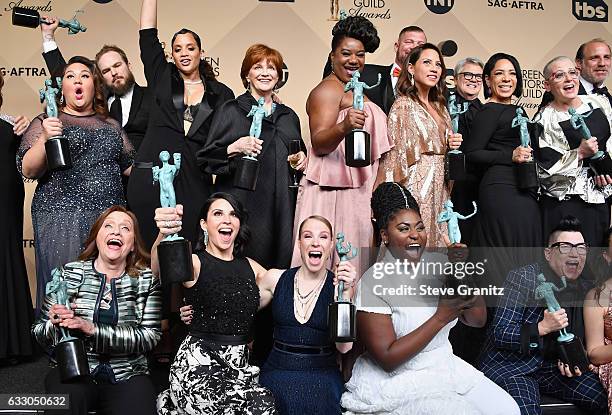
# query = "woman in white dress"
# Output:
<box><xmin>341</xmin><ymin>182</ymin><xmax>520</xmax><ymax>415</ymax></box>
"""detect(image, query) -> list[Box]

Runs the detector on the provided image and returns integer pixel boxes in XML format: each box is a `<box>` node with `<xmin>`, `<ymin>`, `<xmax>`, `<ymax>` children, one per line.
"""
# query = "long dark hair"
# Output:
<box><xmin>171</xmin><ymin>28</ymin><xmax>216</xmax><ymax>81</ymax></box>
<box><xmin>396</xmin><ymin>43</ymin><xmax>448</xmax><ymax>118</ymax></box>
<box><xmin>195</xmin><ymin>192</ymin><xmax>250</xmax><ymax>256</ymax></box>
<box><xmin>79</xmin><ymin>206</ymin><xmax>150</xmax><ymax>277</ymax></box>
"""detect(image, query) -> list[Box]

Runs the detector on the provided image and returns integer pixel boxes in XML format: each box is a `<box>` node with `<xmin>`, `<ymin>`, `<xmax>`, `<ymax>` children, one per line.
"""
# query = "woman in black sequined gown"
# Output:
<box><xmin>17</xmin><ymin>56</ymin><xmax>133</xmax><ymax>314</ymax></box>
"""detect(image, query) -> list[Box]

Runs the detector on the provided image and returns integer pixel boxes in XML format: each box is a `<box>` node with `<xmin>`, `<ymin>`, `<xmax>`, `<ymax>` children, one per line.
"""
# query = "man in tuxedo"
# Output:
<box><xmin>40</xmin><ymin>17</ymin><xmax>151</xmax><ymax>152</ymax></box>
<box><xmin>361</xmin><ymin>26</ymin><xmax>426</xmax><ymax>114</ymax></box>
<box><xmin>575</xmin><ymin>38</ymin><xmax>611</xmax><ymax>107</ymax></box>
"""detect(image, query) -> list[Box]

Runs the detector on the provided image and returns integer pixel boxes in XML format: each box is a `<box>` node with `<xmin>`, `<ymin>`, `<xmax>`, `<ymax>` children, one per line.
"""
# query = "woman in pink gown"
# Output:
<box><xmin>291</xmin><ymin>16</ymin><xmax>392</xmax><ymax>277</ymax></box>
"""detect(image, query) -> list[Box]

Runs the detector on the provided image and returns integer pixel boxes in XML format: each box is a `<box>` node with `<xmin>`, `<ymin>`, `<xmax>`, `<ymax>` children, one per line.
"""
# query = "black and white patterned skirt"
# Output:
<box><xmin>157</xmin><ymin>335</ymin><xmax>277</xmax><ymax>414</ymax></box>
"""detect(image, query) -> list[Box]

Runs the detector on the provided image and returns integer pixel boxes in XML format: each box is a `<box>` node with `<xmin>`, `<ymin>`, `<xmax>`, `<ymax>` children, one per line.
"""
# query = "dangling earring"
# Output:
<box><xmin>273</xmin><ymin>84</ymin><xmax>279</xmax><ymax>95</ymax></box>
<box><xmin>203</xmin><ymin>228</ymin><xmax>208</xmax><ymax>248</ymax></box>
<box><xmin>246</xmin><ymin>80</ymin><xmax>251</xmax><ymax>93</ymax></box>
<box><xmin>60</xmin><ymin>94</ymin><xmax>64</xmax><ymax>105</ymax></box>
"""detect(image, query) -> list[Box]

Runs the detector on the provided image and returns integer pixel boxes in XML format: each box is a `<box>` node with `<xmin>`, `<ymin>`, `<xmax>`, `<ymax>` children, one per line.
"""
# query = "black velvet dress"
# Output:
<box><xmin>127</xmin><ymin>28</ymin><xmax>234</xmax><ymax>249</ymax></box>
<box><xmin>0</xmin><ymin>117</ymin><xmax>33</xmax><ymax>359</ymax></box>
<box><xmin>464</xmin><ymin>102</ymin><xmax>542</xmax><ymax>287</ymax></box>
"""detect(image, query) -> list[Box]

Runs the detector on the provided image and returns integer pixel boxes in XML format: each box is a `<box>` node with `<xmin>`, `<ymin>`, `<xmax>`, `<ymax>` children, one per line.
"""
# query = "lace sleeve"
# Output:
<box><xmin>16</xmin><ymin>114</ymin><xmax>45</xmax><ymax>176</ymax></box>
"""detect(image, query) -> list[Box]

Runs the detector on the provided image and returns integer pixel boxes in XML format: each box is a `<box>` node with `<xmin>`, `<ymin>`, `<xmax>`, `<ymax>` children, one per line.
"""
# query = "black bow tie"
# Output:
<box><xmin>592</xmin><ymin>85</ymin><xmax>611</xmax><ymax>97</ymax></box>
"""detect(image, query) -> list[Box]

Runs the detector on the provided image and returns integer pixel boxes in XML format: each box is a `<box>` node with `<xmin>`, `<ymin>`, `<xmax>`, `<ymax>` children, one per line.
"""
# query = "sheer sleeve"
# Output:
<box><xmin>16</xmin><ymin>114</ymin><xmax>45</xmax><ymax>176</ymax></box>
<box><xmin>110</xmin><ymin>117</ymin><xmax>135</xmax><ymax>172</ymax></box>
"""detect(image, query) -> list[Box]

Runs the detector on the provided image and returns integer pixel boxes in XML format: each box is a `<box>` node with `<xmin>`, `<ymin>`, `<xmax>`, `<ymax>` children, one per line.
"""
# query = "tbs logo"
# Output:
<box><xmin>573</xmin><ymin>0</ymin><xmax>608</xmax><ymax>22</ymax></box>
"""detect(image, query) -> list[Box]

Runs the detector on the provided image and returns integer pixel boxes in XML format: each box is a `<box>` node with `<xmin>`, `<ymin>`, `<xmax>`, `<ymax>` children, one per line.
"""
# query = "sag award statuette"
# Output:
<box><xmin>446</xmin><ymin>92</ymin><xmax>469</xmax><ymax>180</ymax></box>
<box><xmin>12</xmin><ymin>7</ymin><xmax>87</xmax><ymax>34</ymax></box>
<box><xmin>153</xmin><ymin>151</ymin><xmax>194</xmax><ymax>285</ymax></box>
<box><xmin>46</xmin><ymin>269</ymin><xmax>89</xmax><ymax>381</ymax></box>
<box><xmin>437</xmin><ymin>200</ymin><xmax>477</xmax><ymax>300</ymax></box>
<box><xmin>234</xmin><ymin>97</ymin><xmax>272</xmax><ymax>191</ymax></box>
<box><xmin>569</xmin><ymin>107</ymin><xmax>612</xmax><ymax>176</ymax></box>
<box><xmin>41</xmin><ymin>78</ymin><xmax>73</xmax><ymax>171</ymax></box>
<box><xmin>512</xmin><ymin>107</ymin><xmax>539</xmax><ymax>189</ymax></box>
<box><xmin>328</xmin><ymin>233</ymin><xmax>357</xmax><ymax>342</ymax></box>
<box><xmin>343</xmin><ymin>70</ymin><xmax>381</xmax><ymax>168</ymax></box>
<box><xmin>534</xmin><ymin>273</ymin><xmax>589</xmax><ymax>374</ymax></box>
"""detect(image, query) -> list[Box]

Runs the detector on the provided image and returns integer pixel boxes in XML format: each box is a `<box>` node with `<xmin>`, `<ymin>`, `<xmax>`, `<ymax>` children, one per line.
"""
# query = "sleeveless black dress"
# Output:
<box><xmin>157</xmin><ymin>250</ymin><xmax>276</xmax><ymax>414</ymax></box>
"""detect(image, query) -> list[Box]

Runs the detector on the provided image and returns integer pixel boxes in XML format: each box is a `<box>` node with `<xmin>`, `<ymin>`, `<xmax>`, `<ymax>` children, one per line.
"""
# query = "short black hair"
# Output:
<box><xmin>331</xmin><ymin>16</ymin><xmax>380</xmax><ymax>54</ymax></box>
<box><xmin>482</xmin><ymin>52</ymin><xmax>523</xmax><ymax>99</ymax></box>
<box><xmin>371</xmin><ymin>182</ymin><xmax>420</xmax><ymax>233</ymax></box>
<box><xmin>196</xmin><ymin>192</ymin><xmax>250</xmax><ymax>256</ymax></box>
<box><xmin>547</xmin><ymin>215</ymin><xmax>583</xmax><ymax>246</ymax></box>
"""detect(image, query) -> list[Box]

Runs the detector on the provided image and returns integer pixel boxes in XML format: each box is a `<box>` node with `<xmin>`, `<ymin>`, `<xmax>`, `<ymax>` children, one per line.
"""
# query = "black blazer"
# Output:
<box><xmin>361</xmin><ymin>63</ymin><xmax>395</xmax><ymax>114</ymax></box>
<box><xmin>42</xmin><ymin>47</ymin><xmax>153</xmax><ymax>151</ymax></box>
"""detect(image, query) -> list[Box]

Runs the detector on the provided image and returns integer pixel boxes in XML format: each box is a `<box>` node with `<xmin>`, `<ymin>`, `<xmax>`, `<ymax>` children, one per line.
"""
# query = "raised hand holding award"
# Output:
<box><xmin>12</xmin><ymin>7</ymin><xmax>86</xmax><ymax>34</ymax></box>
<box><xmin>511</xmin><ymin>107</ymin><xmax>539</xmax><ymax>189</ymax></box>
<box><xmin>328</xmin><ymin>232</ymin><xmax>357</xmax><ymax>342</ymax></box>
<box><xmin>343</xmin><ymin>70</ymin><xmax>380</xmax><ymax>167</ymax></box>
<box><xmin>153</xmin><ymin>151</ymin><xmax>193</xmax><ymax>285</ymax></box>
<box><xmin>569</xmin><ymin>107</ymin><xmax>612</xmax><ymax>176</ymax></box>
<box><xmin>446</xmin><ymin>92</ymin><xmax>469</xmax><ymax>180</ymax></box>
<box><xmin>234</xmin><ymin>97</ymin><xmax>271</xmax><ymax>191</ymax></box>
<box><xmin>534</xmin><ymin>273</ymin><xmax>589</xmax><ymax>374</ymax></box>
<box><xmin>46</xmin><ymin>269</ymin><xmax>89</xmax><ymax>381</ymax></box>
<box><xmin>41</xmin><ymin>77</ymin><xmax>73</xmax><ymax>171</ymax></box>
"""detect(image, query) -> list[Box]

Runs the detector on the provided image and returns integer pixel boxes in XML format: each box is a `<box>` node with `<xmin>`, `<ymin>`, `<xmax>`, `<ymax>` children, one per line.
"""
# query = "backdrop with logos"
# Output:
<box><xmin>0</xmin><ymin>0</ymin><xmax>610</xmax><ymax>300</ymax></box>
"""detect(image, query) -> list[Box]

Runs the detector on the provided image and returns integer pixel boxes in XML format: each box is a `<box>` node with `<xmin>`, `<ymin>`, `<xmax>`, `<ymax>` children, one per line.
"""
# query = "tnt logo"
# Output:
<box><xmin>425</xmin><ymin>0</ymin><xmax>454</xmax><ymax>14</ymax></box>
<box><xmin>276</xmin><ymin>63</ymin><xmax>289</xmax><ymax>89</ymax></box>
<box><xmin>573</xmin><ymin>0</ymin><xmax>608</xmax><ymax>22</ymax></box>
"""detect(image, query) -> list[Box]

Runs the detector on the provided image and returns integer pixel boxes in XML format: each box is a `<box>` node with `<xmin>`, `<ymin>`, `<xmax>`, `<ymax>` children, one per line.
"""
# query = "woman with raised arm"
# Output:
<box><xmin>131</xmin><ymin>0</ymin><xmax>234</xmax><ymax>249</ymax></box>
<box><xmin>341</xmin><ymin>182</ymin><xmax>519</xmax><ymax>415</ymax></box>
<box><xmin>291</xmin><ymin>16</ymin><xmax>393</xmax><ymax>277</ymax></box>
<box><xmin>17</xmin><ymin>56</ymin><xmax>133</xmax><ymax>314</ymax></box>
<box><xmin>179</xmin><ymin>214</ymin><xmax>357</xmax><ymax>414</ymax></box>
<box><xmin>154</xmin><ymin>193</ymin><xmax>276</xmax><ymax>414</ymax></box>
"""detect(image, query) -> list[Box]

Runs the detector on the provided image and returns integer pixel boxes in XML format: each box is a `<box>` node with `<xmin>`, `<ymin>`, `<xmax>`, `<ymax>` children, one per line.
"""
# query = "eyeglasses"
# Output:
<box><xmin>549</xmin><ymin>242</ymin><xmax>588</xmax><ymax>255</ymax></box>
<box><xmin>458</xmin><ymin>72</ymin><xmax>483</xmax><ymax>82</ymax></box>
<box><xmin>549</xmin><ymin>69</ymin><xmax>579</xmax><ymax>83</ymax></box>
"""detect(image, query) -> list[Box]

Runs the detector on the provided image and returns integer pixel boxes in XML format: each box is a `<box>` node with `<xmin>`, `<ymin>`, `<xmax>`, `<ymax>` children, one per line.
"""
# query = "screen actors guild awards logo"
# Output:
<box><xmin>425</xmin><ymin>0</ymin><xmax>454</xmax><ymax>14</ymax></box>
<box><xmin>329</xmin><ymin>0</ymin><xmax>391</xmax><ymax>20</ymax></box>
<box><xmin>573</xmin><ymin>0</ymin><xmax>608</xmax><ymax>21</ymax></box>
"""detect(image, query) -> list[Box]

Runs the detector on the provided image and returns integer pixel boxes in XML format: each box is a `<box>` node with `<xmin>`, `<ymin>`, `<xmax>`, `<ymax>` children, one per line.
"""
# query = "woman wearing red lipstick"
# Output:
<box><xmin>535</xmin><ymin>55</ymin><xmax>612</xmax><ymax>248</ymax></box>
<box><xmin>33</xmin><ymin>206</ymin><xmax>161</xmax><ymax>415</ymax></box>
<box><xmin>377</xmin><ymin>43</ymin><xmax>461</xmax><ymax>248</ymax></box>
<box><xmin>18</xmin><ymin>56</ymin><xmax>134</xmax><ymax>315</ymax></box>
<box><xmin>291</xmin><ymin>16</ymin><xmax>393</xmax><ymax>278</ymax></box>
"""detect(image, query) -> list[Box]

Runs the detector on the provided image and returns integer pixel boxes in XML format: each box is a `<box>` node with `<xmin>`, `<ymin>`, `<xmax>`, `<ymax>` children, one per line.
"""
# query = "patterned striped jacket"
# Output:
<box><xmin>32</xmin><ymin>260</ymin><xmax>162</xmax><ymax>382</ymax></box>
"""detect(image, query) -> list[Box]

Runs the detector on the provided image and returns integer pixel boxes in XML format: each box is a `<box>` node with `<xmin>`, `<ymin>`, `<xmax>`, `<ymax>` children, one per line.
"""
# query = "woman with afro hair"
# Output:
<box><xmin>291</xmin><ymin>16</ymin><xmax>393</xmax><ymax>277</ymax></box>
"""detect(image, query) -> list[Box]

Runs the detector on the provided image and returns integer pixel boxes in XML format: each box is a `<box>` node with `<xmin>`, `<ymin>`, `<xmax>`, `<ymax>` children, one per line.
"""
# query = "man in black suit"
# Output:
<box><xmin>575</xmin><ymin>38</ymin><xmax>611</xmax><ymax>107</ymax></box>
<box><xmin>40</xmin><ymin>17</ymin><xmax>152</xmax><ymax>152</ymax></box>
<box><xmin>361</xmin><ymin>26</ymin><xmax>427</xmax><ymax>114</ymax></box>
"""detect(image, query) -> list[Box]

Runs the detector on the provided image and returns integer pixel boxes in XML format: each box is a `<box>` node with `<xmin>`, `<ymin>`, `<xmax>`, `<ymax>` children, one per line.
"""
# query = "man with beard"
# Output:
<box><xmin>360</xmin><ymin>26</ymin><xmax>426</xmax><ymax>114</ymax></box>
<box><xmin>479</xmin><ymin>216</ymin><xmax>607</xmax><ymax>414</ymax></box>
<box><xmin>40</xmin><ymin>16</ymin><xmax>152</xmax><ymax>152</ymax></box>
<box><xmin>576</xmin><ymin>38</ymin><xmax>612</xmax><ymax>108</ymax></box>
